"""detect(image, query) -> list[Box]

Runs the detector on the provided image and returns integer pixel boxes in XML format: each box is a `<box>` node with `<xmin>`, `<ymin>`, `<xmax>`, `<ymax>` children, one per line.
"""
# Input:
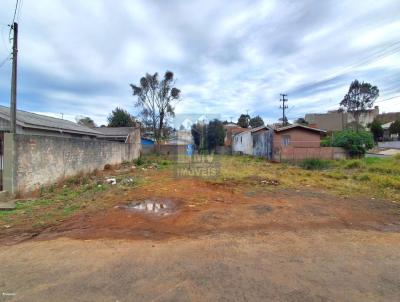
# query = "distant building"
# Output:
<box><xmin>382</xmin><ymin>121</ymin><xmax>397</xmax><ymax>140</ymax></box>
<box><xmin>0</xmin><ymin>105</ymin><xmax>100</xmax><ymax>138</ymax></box>
<box><xmin>163</xmin><ymin>130</ymin><xmax>193</xmax><ymax>145</ymax></box>
<box><xmin>272</xmin><ymin>124</ymin><xmax>326</xmax><ymax>149</ymax></box>
<box><xmin>232</xmin><ymin>124</ymin><xmax>326</xmax><ymax>159</ymax></box>
<box><xmin>95</xmin><ymin>126</ymin><xmax>140</xmax><ymax>143</ymax></box>
<box><xmin>141</xmin><ymin>138</ymin><xmax>155</xmax><ymax>146</ymax></box>
<box><xmin>376</xmin><ymin>111</ymin><xmax>400</xmax><ymax>124</ymax></box>
<box><xmin>223</xmin><ymin>123</ymin><xmax>246</xmax><ymax>147</ymax></box>
<box><xmin>305</xmin><ymin>106</ymin><xmax>379</xmax><ymax>131</ymax></box>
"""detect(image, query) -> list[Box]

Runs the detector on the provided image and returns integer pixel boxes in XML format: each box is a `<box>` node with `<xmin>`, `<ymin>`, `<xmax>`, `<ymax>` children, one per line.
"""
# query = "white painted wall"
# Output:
<box><xmin>232</xmin><ymin>131</ymin><xmax>252</xmax><ymax>155</ymax></box>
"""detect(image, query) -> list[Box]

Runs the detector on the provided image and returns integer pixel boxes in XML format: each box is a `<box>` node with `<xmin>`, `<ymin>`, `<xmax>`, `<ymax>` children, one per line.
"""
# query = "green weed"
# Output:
<box><xmin>299</xmin><ymin>159</ymin><xmax>331</xmax><ymax>170</ymax></box>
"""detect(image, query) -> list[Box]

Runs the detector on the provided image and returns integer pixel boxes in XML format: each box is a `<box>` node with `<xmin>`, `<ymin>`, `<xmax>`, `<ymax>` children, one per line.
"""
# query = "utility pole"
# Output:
<box><xmin>280</xmin><ymin>94</ymin><xmax>288</xmax><ymax>126</ymax></box>
<box><xmin>10</xmin><ymin>22</ymin><xmax>18</xmax><ymax>134</ymax></box>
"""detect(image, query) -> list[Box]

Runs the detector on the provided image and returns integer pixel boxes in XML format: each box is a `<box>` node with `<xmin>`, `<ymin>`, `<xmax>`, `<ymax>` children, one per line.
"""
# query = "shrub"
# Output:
<box><xmin>357</xmin><ymin>173</ymin><xmax>371</xmax><ymax>181</ymax></box>
<box><xmin>345</xmin><ymin>160</ymin><xmax>363</xmax><ymax>169</ymax></box>
<box><xmin>134</xmin><ymin>157</ymin><xmax>144</xmax><ymax>166</ymax></box>
<box><xmin>370</xmin><ymin>119</ymin><xmax>383</xmax><ymax>142</ymax></box>
<box><xmin>331</xmin><ymin>130</ymin><xmax>374</xmax><ymax>157</ymax></box>
<box><xmin>320</xmin><ymin>137</ymin><xmax>331</xmax><ymax>147</ymax></box>
<box><xmin>299</xmin><ymin>159</ymin><xmax>331</xmax><ymax>170</ymax></box>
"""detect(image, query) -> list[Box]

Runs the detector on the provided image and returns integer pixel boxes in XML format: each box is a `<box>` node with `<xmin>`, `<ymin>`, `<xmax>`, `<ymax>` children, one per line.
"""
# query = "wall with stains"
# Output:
<box><xmin>7</xmin><ymin>134</ymin><xmax>140</xmax><ymax>193</ymax></box>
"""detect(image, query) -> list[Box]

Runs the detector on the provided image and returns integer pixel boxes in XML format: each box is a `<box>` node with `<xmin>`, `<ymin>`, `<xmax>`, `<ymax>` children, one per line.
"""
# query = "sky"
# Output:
<box><xmin>0</xmin><ymin>0</ymin><xmax>399</xmax><ymax>126</ymax></box>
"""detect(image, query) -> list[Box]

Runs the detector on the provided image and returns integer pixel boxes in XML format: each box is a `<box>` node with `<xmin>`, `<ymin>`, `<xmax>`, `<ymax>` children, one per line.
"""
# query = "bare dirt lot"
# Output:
<box><xmin>1</xmin><ymin>156</ymin><xmax>400</xmax><ymax>301</ymax></box>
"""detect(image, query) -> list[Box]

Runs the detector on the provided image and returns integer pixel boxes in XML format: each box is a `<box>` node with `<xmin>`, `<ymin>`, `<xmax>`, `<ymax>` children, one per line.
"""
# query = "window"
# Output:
<box><xmin>240</xmin><ymin>136</ymin><xmax>242</xmax><ymax>144</ymax></box>
<box><xmin>282</xmin><ymin>135</ymin><xmax>291</xmax><ymax>146</ymax></box>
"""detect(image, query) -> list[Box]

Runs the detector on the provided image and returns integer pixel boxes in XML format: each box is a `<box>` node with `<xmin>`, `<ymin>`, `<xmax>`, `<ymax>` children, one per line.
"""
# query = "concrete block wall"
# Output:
<box><xmin>4</xmin><ymin>134</ymin><xmax>140</xmax><ymax>193</ymax></box>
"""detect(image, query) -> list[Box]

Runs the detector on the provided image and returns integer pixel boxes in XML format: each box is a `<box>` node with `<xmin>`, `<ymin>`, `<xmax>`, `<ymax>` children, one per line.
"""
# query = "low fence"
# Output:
<box><xmin>378</xmin><ymin>141</ymin><xmax>400</xmax><ymax>149</ymax></box>
<box><xmin>3</xmin><ymin>134</ymin><xmax>140</xmax><ymax>193</ymax></box>
<box><xmin>274</xmin><ymin>146</ymin><xmax>347</xmax><ymax>162</ymax></box>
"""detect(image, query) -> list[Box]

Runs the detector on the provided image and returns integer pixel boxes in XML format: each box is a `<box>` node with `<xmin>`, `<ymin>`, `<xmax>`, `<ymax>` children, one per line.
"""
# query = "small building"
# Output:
<box><xmin>141</xmin><ymin>138</ymin><xmax>155</xmax><ymax>146</ymax></box>
<box><xmin>163</xmin><ymin>130</ymin><xmax>193</xmax><ymax>145</ymax></box>
<box><xmin>232</xmin><ymin>124</ymin><xmax>326</xmax><ymax>160</ymax></box>
<box><xmin>273</xmin><ymin>124</ymin><xmax>326</xmax><ymax>149</ymax></box>
<box><xmin>232</xmin><ymin>125</ymin><xmax>272</xmax><ymax>156</ymax></box>
<box><xmin>305</xmin><ymin>106</ymin><xmax>379</xmax><ymax>131</ymax></box>
<box><xmin>0</xmin><ymin>107</ymin><xmax>141</xmax><ymax>197</ymax></box>
<box><xmin>382</xmin><ymin>121</ymin><xmax>397</xmax><ymax>140</ymax></box>
<box><xmin>223</xmin><ymin>123</ymin><xmax>246</xmax><ymax>147</ymax></box>
<box><xmin>0</xmin><ymin>105</ymin><xmax>101</xmax><ymax>138</ymax></box>
<box><xmin>95</xmin><ymin>126</ymin><xmax>140</xmax><ymax>143</ymax></box>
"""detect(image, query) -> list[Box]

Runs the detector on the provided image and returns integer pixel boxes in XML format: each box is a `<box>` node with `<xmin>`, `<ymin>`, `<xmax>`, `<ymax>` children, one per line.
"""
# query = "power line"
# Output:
<box><xmin>375</xmin><ymin>95</ymin><xmax>400</xmax><ymax>103</ymax></box>
<box><xmin>1</xmin><ymin>26</ymin><xmax>11</xmax><ymax>53</ymax></box>
<box><xmin>16</xmin><ymin>0</ymin><xmax>23</xmax><ymax>23</ymax></box>
<box><xmin>9</xmin><ymin>0</ymin><xmax>19</xmax><ymax>39</ymax></box>
<box><xmin>294</xmin><ymin>41</ymin><xmax>400</xmax><ymax>95</ymax></box>
<box><xmin>0</xmin><ymin>55</ymin><xmax>11</xmax><ymax>69</ymax></box>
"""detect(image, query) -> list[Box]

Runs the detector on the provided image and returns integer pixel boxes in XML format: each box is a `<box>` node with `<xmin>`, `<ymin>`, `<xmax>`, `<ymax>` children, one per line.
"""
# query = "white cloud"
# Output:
<box><xmin>0</xmin><ymin>0</ymin><xmax>399</xmax><ymax>126</ymax></box>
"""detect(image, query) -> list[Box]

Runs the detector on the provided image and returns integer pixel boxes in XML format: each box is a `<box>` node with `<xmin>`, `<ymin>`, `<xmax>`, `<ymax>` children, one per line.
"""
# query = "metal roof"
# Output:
<box><xmin>0</xmin><ymin>105</ymin><xmax>101</xmax><ymax>136</ymax></box>
<box><xmin>95</xmin><ymin>127</ymin><xmax>133</xmax><ymax>137</ymax></box>
<box><xmin>275</xmin><ymin>124</ymin><xmax>327</xmax><ymax>133</ymax></box>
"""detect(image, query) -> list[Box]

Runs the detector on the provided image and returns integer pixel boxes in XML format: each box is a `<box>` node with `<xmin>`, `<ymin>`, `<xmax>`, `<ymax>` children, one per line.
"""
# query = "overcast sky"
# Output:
<box><xmin>0</xmin><ymin>0</ymin><xmax>399</xmax><ymax>125</ymax></box>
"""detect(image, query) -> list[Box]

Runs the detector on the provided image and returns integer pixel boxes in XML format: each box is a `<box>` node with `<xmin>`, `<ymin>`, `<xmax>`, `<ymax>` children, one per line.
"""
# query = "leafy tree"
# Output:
<box><xmin>76</xmin><ymin>116</ymin><xmax>96</xmax><ymax>128</ymax></box>
<box><xmin>237</xmin><ymin>114</ymin><xmax>250</xmax><ymax>128</ymax></box>
<box><xmin>295</xmin><ymin>117</ymin><xmax>309</xmax><ymax>125</ymax></box>
<box><xmin>191</xmin><ymin>120</ymin><xmax>225</xmax><ymax>152</ymax></box>
<box><xmin>191</xmin><ymin>122</ymin><xmax>206</xmax><ymax>150</ymax></box>
<box><xmin>389</xmin><ymin>120</ymin><xmax>400</xmax><ymax>138</ymax></box>
<box><xmin>370</xmin><ymin>119</ymin><xmax>383</xmax><ymax>142</ymax></box>
<box><xmin>206</xmin><ymin>119</ymin><xmax>225</xmax><ymax>151</ymax></box>
<box><xmin>346</xmin><ymin>121</ymin><xmax>365</xmax><ymax>132</ymax></box>
<box><xmin>278</xmin><ymin>116</ymin><xmax>289</xmax><ymax>125</ymax></box>
<box><xmin>340</xmin><ymin>80</ymin><xmax>379</xmax><ymax>132</ymax></box>
<box><xmin>107</xmin><ymin>107</ymin><xmax>135</xmax><ymax>127</ymax></box>
<box><xmin>130</xmin><ymin>71</ymin><xmax>181</xmax><ymax>143</ymax></box>
<box><xmin>249</xmin><ymin>115</ymin><xmax>264</xmax><ymax>128</ymax></box>
<box><xmin>331</xmin><ymin>130</ymin><xmax>374</xmax><ymax>157</ymax></box>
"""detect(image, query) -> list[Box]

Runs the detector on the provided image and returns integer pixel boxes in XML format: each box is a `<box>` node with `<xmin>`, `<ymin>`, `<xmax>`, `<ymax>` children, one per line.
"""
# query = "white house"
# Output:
<box><xmin>232</xmin><ymin>130</ymin><xmax>252</xmax><ymax>154</ymax></box>
<box><xmin>232</xmin><ymin>125</ymin><xmax>270</xmax><ymax>155</ymax></box>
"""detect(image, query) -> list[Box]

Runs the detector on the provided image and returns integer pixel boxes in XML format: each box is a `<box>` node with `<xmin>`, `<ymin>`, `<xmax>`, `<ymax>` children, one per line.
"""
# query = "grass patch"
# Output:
<box><xmin>299</xmin><ymin>159</ymin><xmax>331</xmax><ymax>170</ymax></box>
<box><xmin>356</xmin><ymin>173</ymin><xmax>371</xmax><ymax>182</ymax></box>
<box><xmin>344</xmin><ymin>160</ymin><xmax>363</xmax><ymax>169</ymax></box>
<box><xmin>323</xmin><ymin>171</ymin><xmax>348</xmax><ymax>180</ymax></box>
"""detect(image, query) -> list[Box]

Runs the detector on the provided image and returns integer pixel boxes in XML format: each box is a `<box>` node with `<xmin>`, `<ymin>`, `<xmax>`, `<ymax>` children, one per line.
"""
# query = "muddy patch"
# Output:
<box><xmin>117</xmin><ymin>199</ymin><xmax>177</xmax><ymax>216</ymax></box>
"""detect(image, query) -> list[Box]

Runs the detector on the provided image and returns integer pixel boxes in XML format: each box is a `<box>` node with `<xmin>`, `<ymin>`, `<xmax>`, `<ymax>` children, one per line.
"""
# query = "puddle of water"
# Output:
<box><xmin>118</xmin><ymin>199</ymin><xmax>176</xmax><ymax>216</ymax></box>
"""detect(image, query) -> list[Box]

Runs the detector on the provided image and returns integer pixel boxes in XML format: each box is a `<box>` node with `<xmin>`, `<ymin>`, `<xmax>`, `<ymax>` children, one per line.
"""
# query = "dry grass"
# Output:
<box><xmin>212</xmin><ymin>155</ymin><xmax>400</xmax><ymax>201</ymax></box>
<box><xmin>1</xmin><ymin>154</ymin><xmax>399</xmax><ymax>231</ymax></box>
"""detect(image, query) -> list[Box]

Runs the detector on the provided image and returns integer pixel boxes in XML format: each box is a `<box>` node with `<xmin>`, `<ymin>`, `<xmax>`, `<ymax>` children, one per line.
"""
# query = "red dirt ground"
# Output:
<box><xmin>1</xmin><ymin>169</ymin><xmax>400</xmax><ymax>301</ymax></box>
<box><xmin>2</xmin><ymin>172</ymin><xmax>398</xmax><ymax>245</ymax></box>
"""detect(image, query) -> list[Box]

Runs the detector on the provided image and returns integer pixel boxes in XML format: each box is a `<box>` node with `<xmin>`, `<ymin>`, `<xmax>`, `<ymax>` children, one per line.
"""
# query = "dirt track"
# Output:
<box><xmin>1</xmin><ymin>174</ymin><xmax>400</xmax><ymax>301</ymax></box>
<box><xmin>1</xmin><ymin>230</ymin><xmax>400</xmax><ymax>302</ymax></box>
